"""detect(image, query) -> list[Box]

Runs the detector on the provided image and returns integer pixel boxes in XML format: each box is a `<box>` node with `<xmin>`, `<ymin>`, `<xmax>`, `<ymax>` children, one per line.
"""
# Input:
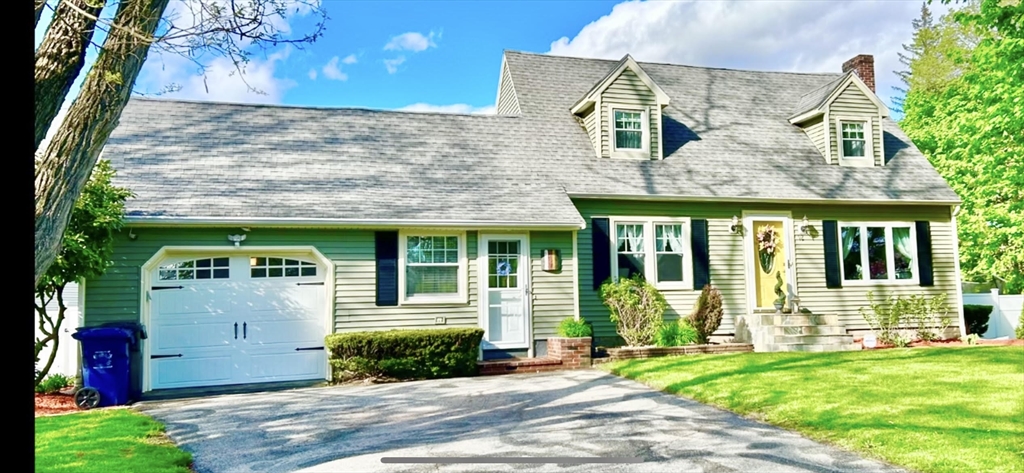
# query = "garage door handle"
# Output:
<box><xmin>234</xmin><ymin>323</ymin><xmax>238</xmax><ymax>339</ymax></box>
<box><xmin>151</xmin><ymin>354</ymin><xmax>183</xmax><ymax>359</ymax></box>
<box><xmin>296</xmin><ymin>282</ymin><xmax>324</xmax><ymax>286</ymax></box>
<box><xmin>296</xmin><ymin>346</ymin><xmax>324</xmax><ymax>351</ymax></box>
<box><xmin>152</xmin><ymin>285</ymin><xmax>184</xmax><ymax>291</ymax></box>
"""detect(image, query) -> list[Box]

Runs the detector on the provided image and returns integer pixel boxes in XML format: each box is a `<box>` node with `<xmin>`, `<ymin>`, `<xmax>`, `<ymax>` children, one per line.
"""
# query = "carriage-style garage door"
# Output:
<box><xmin>148</xmin><ymin>255</ymin><xmax>328</xmax><ymax>390</ymax></box>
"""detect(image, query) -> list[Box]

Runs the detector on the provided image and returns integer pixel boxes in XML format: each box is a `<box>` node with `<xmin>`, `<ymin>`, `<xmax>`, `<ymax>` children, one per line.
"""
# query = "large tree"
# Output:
<box><xmin>33</xmin><ymin>0</ymin><xmax>327</xmax><ymax>286</ymax></box>
<box><xmin>35</xmin><ymin>160</ymin><xmax>132</xmax><ymax>385</ymax></box>
<box><xmin>900</xmin><ymin>0</ymin><xmax>1024</xmax><ymax>293</ymax></box>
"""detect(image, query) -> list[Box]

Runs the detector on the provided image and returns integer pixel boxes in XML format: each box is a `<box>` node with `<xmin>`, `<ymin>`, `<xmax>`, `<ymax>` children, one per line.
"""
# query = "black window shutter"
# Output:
<box><xmin>592</xmin><ymin>218</ymin><xmax>611</xmax><ymax>290</ymax></box>
<box><xmin>375</xmin><ymin>231</ymin><xmax>399</xmax><ymax>306</ymax></box>
<box><xmin>691</xmin><ymin>219</ymin><xmax>710</xmax><ymax>290</ymax></box>
<box><xmin>823</xmin><ymin>220</ymin><xmax>842</xmax><ymax>289</ymax></box>
<box><xmin>916</xmin><ymin>221</ymin><xmax>934</xmax><ymax>287</ymax></box>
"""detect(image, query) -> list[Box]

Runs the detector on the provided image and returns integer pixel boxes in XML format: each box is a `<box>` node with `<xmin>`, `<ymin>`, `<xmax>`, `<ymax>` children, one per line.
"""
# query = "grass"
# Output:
<box><xmin>35</xmin><ymin>409</ymin><xmax>192</xmax><ymax>473</ymax></box>
<box><xmin>601</xmin><ymin>346</ymin><xmax>1024</xmax><ymax>473</ymax></box>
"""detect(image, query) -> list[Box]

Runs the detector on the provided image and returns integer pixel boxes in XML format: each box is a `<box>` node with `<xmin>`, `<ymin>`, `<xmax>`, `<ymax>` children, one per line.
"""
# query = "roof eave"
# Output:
<box><xmin>123</xmin><ymin>216</ymin><xmax>587</xmax><ymax>230</ymax></box>
<box><xmin>789</xmin><ymin>109</ymin><xmax>824</xmax><ymax>124</ymax></box>
<box><xmin>566</xmin><ymin>193</ymin><xmax>961</xmax><ymax>206</ymax></box>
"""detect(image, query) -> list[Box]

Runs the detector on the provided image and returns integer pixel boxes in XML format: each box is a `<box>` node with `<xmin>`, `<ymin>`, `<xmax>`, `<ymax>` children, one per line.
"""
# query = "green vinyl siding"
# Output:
<box><xmin>581</xmin><ymin>105</ymin><xmax>599</xmax><ymax>156</ymax></box>
<box><xmin>600</xmin><ymin>68</ymin><xmax>660</xmax><ymax>159</ymax></box>
<box><xmin>829</xmin><ymin>83</ymin><xmax>883</xmax><ymax>166</ymax></box>
<box><xmin>801</xmin><ymin>115</ymin><xmax>827</xmax><ymax>160</ymax></box>
<box><xmin>573</xmin><ymin>199</ymin><xmax>961</xmax><ymax>341</ymax></box>
<box><xmin>529</xmin><ymin>231</ymin><xmax>576</xmax><ymax>339</ymax></box>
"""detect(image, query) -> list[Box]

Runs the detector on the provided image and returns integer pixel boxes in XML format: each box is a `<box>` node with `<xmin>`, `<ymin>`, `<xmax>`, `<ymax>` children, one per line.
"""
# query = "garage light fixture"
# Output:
<box><xmin>228</xmin><ymin>234</ymin><xmax>247</xmax><ymax>247</ymax></box>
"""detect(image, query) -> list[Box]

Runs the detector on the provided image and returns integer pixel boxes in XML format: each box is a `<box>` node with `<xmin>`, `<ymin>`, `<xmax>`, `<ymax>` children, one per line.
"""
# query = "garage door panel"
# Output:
<box><xmin>155</xmin><ymin>322</ymin><xmax>235</xmax><ymax>350</ymax></box>
<box><xmin>152</xmin><ymin>355</ymin><xmax>234</xmax><ymax>387</ymax></box>
<box><xmin>156</xmin><ymin>286</ymin><xmax>237</xmax><ymax>315</ymax></box>
<box><xmin>247</xmin><ymin>284</ymin><xmax>323</xmax><ymax>312</ymax></box>
<box><xmin>246</xmin><ymin>351</ymin><xmax>324</xmax><ymax>381</ymax></box>
<box><xmin>246</xmin><ymin>319</ymin><xmax>324</xmax><ymax>346</ymax></box>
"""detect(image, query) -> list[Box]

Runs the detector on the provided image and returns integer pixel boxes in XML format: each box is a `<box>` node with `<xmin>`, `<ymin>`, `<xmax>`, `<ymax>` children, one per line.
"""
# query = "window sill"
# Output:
<box><xmin>839</xmin><ymin>156</ymin><xmax>874</xmax><ymax>167</ymax></box>
<box><xmin>610</xmin><ymin>149</ymin><xmax>651</xmax><ymax>159</ymax></box>
<box><xmin>400</xmin><ymin>295</ymin><xmax>468</xmax><ymax>306</ymax></box>
<box><xmin>840</xmin><ymin>278</ymin><xmax>920</xmax><ymax>287</ymax></box>
<box><xmin>655</xmin><ymin>282</ymin><xmax>691</xmax><ymax>292</ymax></box>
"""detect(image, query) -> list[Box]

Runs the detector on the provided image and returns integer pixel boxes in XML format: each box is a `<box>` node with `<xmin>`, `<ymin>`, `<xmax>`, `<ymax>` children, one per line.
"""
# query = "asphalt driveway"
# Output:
<box><xmin>137</xmin><ymin>370</ymin><xmax>903</xmax><ymax>473</ymax></box>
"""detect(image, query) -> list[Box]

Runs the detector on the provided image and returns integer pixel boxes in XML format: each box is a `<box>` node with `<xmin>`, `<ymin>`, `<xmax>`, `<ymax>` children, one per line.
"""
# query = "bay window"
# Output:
<box><xmin>839</xmin><ymin>223</ymin><xmax>916</xmax><ymax>283</ymax></box>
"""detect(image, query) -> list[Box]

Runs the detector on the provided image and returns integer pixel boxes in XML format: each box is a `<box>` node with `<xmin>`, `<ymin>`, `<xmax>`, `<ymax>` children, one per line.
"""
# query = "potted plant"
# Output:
<box><xmin>773</xmin><ymin>271</ymin><xmax>786</xmax><ymax>312</ymax></box>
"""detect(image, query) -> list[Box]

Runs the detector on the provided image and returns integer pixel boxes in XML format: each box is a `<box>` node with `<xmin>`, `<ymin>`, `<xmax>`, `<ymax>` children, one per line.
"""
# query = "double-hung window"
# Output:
<box><xmin>612</xmin><ymin>219</ymin><xmax>691</xmax><ymax>289</ymax></box>
<box><xmin>401</xmin><ymin>233</ymin><xmax>466</xmax><ymax>303</ymax></box>
<box><xmin>839</xmin><ymin>223</ymin><xmax>916</xmax><ymax>283</ymax></box>
<box><xmin>840</xmin><ymin>121</ymin><xmax>867</xmax><ymax>158</ymax></box>
<box><xmin>613</xmin><ymin>109</ymin><xmax>645</xmax><ymax>151</ymax></box>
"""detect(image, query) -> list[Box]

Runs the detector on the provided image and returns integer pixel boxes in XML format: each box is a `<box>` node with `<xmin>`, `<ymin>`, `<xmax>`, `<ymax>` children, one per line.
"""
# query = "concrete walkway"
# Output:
<box><xmin>136</xmin><ymin>370</ymin><xmax>904</xmax><ymax>473</ymax></box>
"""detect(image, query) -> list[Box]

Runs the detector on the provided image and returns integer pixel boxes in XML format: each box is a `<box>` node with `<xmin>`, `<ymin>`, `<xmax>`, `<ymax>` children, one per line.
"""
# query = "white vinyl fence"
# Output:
<box><xmin>33</xmin><ymin>282</ymin><xmax>82</xmax><ymax>378</ymax></box>
<box><xmin>963</xmin><ymin>289</ymin><xmax>1023</xmax><ymax>339</ymax></box>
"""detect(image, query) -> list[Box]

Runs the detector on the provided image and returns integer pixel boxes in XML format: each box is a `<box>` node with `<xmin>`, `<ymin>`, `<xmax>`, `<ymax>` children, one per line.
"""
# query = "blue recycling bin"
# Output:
<box><xmin>72</xmin><ymin>327</ymin><xmax>134</xmax><ymax>407</ymax></box>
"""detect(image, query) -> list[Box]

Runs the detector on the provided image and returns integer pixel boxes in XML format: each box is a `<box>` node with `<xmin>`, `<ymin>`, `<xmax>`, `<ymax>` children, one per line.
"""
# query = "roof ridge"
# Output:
<box><xmin>127</xmin><ymin>97</ymin><xmax>517</xmax><ymax>118</ymax></box>
<box><xmin>505</xmin><ymin>50</ymin><xmax>843</xmax><ymax>77</ymax></box>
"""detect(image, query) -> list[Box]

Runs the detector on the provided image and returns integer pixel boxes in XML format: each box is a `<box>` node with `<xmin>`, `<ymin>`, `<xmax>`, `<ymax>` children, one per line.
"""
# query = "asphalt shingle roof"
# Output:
<box><xmin>101</xmin><ymin>51</ymin><xmax>959</xmax><ymax>224</ymax></box>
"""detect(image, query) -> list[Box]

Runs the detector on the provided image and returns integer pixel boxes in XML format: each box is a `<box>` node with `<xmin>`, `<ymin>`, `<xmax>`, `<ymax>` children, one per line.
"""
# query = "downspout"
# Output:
<box><xmin>950</xmin><ymin>205</ymin><xmax>968</xmax><ymax>339</ymax></box>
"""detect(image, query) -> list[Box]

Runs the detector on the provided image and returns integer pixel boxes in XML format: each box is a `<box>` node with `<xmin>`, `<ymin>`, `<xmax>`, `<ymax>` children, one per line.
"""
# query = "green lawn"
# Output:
<box><xmin>35</xmin><ymin>409</ymin><xmax>192</xmax><ymax>473</ymax></box>
<box><xmin>601</xmin><ymin>346</ymin><xmax>1024</xmax><ymax>473</ymax></box>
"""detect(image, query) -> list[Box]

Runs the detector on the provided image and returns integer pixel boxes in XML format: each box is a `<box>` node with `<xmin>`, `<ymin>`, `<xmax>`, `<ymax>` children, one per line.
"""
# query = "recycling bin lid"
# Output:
<box><xmin>99</xmin><ymin>321</ymin><xmax>148</xmax><ymax>340</ymax></box>
<box><xmin>71</xmin><ymin>326</ymin><xmax>135</xmax><ymax>341</ymax></box>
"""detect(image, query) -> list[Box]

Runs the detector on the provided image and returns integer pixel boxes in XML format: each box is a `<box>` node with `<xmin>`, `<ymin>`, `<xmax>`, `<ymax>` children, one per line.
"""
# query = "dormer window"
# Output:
<box><xmin>613</xmin><ymin>109</ymin><xmax>644</xmax><ymax>150</ymax></box>
<box><xmin>840</xmin><ymin>121</ymin><xmax>867</xmax><ymax>158</ymax></box>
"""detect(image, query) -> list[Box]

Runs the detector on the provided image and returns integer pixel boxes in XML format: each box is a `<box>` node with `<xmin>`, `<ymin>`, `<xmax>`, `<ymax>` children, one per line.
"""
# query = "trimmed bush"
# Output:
<box><xmin>688</xmin><ymin>285</ymin><xmax>724</xmax><ymax>344</ymax></box>
<box><xmin>557</xmin><ymin>317</ymin><xmax>592</xmax><ymax>338</ymax></box>
<box><xmin>654</xmin><ymin>319</ymin><xmax>700</xmax><ymax>347</ymax></box>
<box><xmin>963</xmin><ymin>304</ymin><xmax>993</xmax><ymax>335</ymax></box>
<box><xmin>1016</xmin><ymin>307</ymin><xmax>1024</xmax><ymax>340</ymax></box>
<box><xmin>325</xmin><ymin>328</ymin><xmax>484</xmax><ymax>382</ymax></box>
<box><xmin>35</xmin><ymin>373</ymin><xmax>70</xmax><ymax>394</ymax></box>
<box><xmin>600</xmin><ymin>275</ymin><xmax>667</xmax><ymax>347</ymax></box>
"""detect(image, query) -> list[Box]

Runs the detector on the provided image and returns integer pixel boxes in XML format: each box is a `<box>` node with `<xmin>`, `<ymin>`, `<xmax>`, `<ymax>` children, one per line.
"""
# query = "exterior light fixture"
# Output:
<box><xmin>729</xmin><ymin>215</ymin><xmax>742</xmax><ymax>235</ymax></box>
<box><xmin>228</xmin><ymin>234</ymin><xmax>247</xmax><ymax>247</ymax></box>
<box><xmin>541</xmin><ymin>249</ymin><xmax>561</xmax><ymax>272</ymax></box>
<box><xmin>798</xmin><ymin>215</ymin><xmax>811</xmax><ymax>236</ymax></box>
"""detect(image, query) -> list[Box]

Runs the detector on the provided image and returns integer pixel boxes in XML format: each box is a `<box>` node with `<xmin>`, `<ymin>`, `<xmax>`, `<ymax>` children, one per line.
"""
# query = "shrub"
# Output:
<box><xmin>557</xmin><ymin>317</ymin><xmax>592</xmax><ymax>338</ymax></box>
<box><xmin>35</xmin><ymin>374</ymin><xmax>70</xmax><ymax>394</ymax></box>
<box><xmin>654</xmin><ymin>319</ymin><xmax>700</xmax><ymax>347</ymax></box>
<box><xmin>688</xmin><ymin>285</ymin><xmax>724</xmax><ymax>344</ymax></box>
<box><xmin>600</xmin><ymin>275</ymin><xmax>667</xmax><ymax>347</ymax></box>
<box><xmin>860</xmin><ymin>292</ymin><xmax>951</xmax><ymax>344</ymax></box>
<box><xmin>1016</xmin><ymin>307</ymin><xmax>1024</xmax><ymax>340</ymax></box>
<box><xmin>963</xmin><ymin>305</ymin><xmax>993</xmax><ymax>335</ymax></box>
<box><xmin>325</xmin><ymin>328</ymin><xmax>483</xmax><ymax>382</ymax></box>
<box><xmin>965</xmin><ymin>333</ymin><xmax>981</xmax><ymax>345</ymax></box>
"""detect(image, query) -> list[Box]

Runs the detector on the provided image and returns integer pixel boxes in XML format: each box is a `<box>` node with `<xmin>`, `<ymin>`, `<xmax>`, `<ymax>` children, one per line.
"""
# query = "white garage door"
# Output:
<box><xmin>148</xmin><ymin>255</ymin><xmax>328</xmax><ymax>390</ymax></box>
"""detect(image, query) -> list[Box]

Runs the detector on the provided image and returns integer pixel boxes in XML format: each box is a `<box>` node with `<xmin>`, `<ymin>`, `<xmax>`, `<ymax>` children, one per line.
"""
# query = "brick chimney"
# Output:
<box><xmin>842</xmin><ymin>54</ymin><xmax>875</xmax><ymax>93</ymax></box>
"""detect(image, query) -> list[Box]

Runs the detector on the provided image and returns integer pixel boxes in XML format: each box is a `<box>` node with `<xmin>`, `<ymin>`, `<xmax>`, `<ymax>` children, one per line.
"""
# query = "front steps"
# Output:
<box><xmin>744</xmin><ymin>312</ymin><xmax>860</xmax><ymax>352</ymax></box>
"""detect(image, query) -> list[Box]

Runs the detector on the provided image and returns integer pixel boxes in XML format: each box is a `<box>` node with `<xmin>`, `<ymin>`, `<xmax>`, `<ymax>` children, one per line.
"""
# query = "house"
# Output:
<box><xmin>84</xmin><ymin>51</ymin><xmax>963</xmax><ymax>393</ymax></box>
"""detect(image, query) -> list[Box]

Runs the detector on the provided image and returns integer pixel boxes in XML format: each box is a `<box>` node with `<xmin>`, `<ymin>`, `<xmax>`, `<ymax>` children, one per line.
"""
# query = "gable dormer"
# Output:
<box><xmin>790</xmin><ymin>54</ymin><xmax>888</xmax><ymax>167</ymax></box>
<box><xmin>571</xmin><ymin>55</ymin><xmax>669</xmax><ymax>160</ymax></box>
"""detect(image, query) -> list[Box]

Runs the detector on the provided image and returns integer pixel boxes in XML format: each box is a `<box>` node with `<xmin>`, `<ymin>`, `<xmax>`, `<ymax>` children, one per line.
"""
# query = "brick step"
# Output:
<box><xmin>760</xmin><ymin>314</ymin><xmax>839</xmax><ymax>326</ymax></box>
<box><xmin>769</xmin><ymin>325</ymin><xmax>846</xmax><ymax>336</ymax></box>
<box><xmin>767</xmin><ymin>343</ymin><xmax>862</xmax><ymax>353</ymax></box>
<box><xmin>770</xmin><ymin>334</ymin><xmax>854</xmax><ymax>345</ymax></box>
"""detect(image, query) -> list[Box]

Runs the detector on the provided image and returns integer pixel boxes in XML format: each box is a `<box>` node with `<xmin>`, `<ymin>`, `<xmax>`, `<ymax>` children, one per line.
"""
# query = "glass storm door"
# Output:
<box><xmin>481</xmin><ymin>237</ymin><xmax>529</xmax><ymax>349</ymax></box>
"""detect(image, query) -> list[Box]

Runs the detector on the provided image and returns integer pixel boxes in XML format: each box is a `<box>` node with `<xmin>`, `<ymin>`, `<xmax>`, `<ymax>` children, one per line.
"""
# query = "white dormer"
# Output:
<box><xmin>572</xmin><ymin>55</ymin><xmax>670</xmax><ymax>160</ymax></box>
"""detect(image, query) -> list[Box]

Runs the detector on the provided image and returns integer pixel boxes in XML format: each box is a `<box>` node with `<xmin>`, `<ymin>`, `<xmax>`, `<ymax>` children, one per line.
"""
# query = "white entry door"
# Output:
<box><xmin>479</xmin><ymin>236</ymin><xmax>530</xmax><ymax>349</ymax></box>
<box><xmin>148</xmin><ymin>255</ymin><xmax>328</xmax><ymax>390</ymax></box>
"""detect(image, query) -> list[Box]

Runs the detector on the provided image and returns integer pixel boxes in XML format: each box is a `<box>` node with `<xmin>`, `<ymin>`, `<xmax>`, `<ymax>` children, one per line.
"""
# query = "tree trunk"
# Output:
<box><xmin>35</xmin><ymin>0</ymin><xmax>48</xmax><ymax>28</ymax></box>
<box><xmin>34</xmin><ymin>0</ymin><xmax>170</xmax><ymax>286</ymax></box>
<box><xmin>35</xmin><ymin>0</ymin><xmax>104</xmax><ymax>151</ymax></box>
<box><xmin>35</xmin><ymin>286</ymin><xmax>67</xmax><ymax>386</ymax></box>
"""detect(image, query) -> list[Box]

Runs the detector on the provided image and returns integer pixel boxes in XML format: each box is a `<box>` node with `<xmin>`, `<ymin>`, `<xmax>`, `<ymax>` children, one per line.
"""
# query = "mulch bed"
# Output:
<box><xmin>35</xmin><ymin>392</ymin><xmax>80</xmax><ymax>417</ymax></box>
<box><xmin>855</xmin><ymin>337</ymin><xmax>1024</xmax><ymax>350</ymax></box>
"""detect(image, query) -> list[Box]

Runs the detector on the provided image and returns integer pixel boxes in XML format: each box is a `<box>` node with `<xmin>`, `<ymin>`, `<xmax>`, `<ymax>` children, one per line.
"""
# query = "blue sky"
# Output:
<box><xmin>37</xmin><ymin>0</ymin><xmax>948</xmax><ymax>128</ymax></box>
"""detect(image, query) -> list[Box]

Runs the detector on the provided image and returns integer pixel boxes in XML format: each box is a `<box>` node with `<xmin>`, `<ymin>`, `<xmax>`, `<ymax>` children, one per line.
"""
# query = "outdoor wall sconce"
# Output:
<box><xmin>729</xmin><ymin>215</ymin><xmax>742</xmax><ymax>235</ymax></box>
<box><xmin>228</xmin><ymin>234</ymin><xmax>247</xmax><ymax>247</ymax></box>
<box><xmin>541</xmin><ymin>249</ymin><xmax>561</xmax><ymax>272</ymax></box>
<box><xmin>798</xmin><ymin>215</ymin><xmax>811</xmax><ymax>236</ymax></box>
<box><xmin>127</xmin><ymin>229</ymin><xmax>137</xmax><ymax>241</ymax></box>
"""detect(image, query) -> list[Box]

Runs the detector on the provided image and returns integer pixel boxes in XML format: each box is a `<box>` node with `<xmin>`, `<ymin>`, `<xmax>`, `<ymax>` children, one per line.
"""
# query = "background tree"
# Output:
<box><xmin>35</xmin><ymin>160</ymin><xmax>132</xmax><ymax>386</ymax></box>
<box><xmin>34</xmin><ymin>0</ymin><xmax>327</xmax><ymax>286</ymax></box>
<box><xmin>900</xmin><ymin>0</ymin><xmax>1024</xmax><ymax>293</ymax></box>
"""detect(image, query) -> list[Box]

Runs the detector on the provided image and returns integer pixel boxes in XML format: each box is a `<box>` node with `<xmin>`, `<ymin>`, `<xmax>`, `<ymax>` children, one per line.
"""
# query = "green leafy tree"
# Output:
<box><xmin>35</xmin><ymin>160</ymin><xmax>132</xmax><ymax>386</ymax></box>
<box><xmin>901</xmin><ymin>0</ymin><xmax>1024</xmax><ymax>293</ymax></box>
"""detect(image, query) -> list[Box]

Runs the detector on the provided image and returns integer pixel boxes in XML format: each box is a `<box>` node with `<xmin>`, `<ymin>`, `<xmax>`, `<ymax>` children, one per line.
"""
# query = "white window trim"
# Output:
<box><xmin>608</xmin><ymin>104</ymin><xmax>651</xmax><ymax>158</ymax></box>
<box><xmin>398</xmin><ymin>230</ymin><xmax>468</xmax><ymax>305</ymax></box>
<box><xmin>838</xmin><ymin>222</ymin><xmax>919</xmax><ymax>286</ymax></box>
<box><xmin>836</xmin><ymin>117</ymin><xmax>874</xmax><ymax>167</ymax></box>
<box><xmin>608</xmin><ymin>216</ymin><xmax>693</xmax><ymax>291</ymax></box>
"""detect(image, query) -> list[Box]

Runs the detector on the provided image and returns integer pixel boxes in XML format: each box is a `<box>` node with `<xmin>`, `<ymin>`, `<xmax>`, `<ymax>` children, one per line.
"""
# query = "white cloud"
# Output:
<box><xmin>342</xmin><ymin>54</ymin><xmax>358</xmax><ymax>65</ymax></box>
<box><xmin>308</xmin><ymin>68</ymin><xmax>317</xmax><ymax>80</ymax></box>
<box><xmin>548</xmin><ymin>0</ymin><xmax>953</xmax><ymax>111</ymax></box>
<box><xmin>321</xmin><ymin>56</ymin><xmax>348</xmax><ymax>81</ymax></box>
<box><xmin>384</xmin><ymin>31</ymin><xmax>439</xmax><ymax>52</ymax></box>
<box><xmin>383</xmin><ymin>56</ymin><xmax>406</xmax><ymax>74</ymax></box>
<box><xmin>137</xmin><ymin>47</ymin><xmax>296</xmax><ymax>104</ymax></box>
<box><xmin>398</xmin><ymin>103</ymin><xmax>496</xmax><ymax>115</ymax></box>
